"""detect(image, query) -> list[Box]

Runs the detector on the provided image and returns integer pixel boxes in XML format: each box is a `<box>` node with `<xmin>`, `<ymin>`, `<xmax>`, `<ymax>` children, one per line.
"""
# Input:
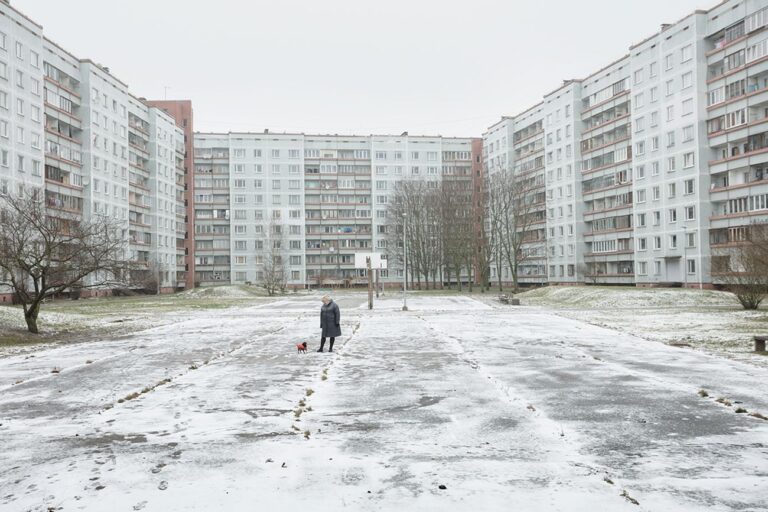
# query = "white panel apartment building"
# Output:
<box><xmin>484</xmin><ymin>0</ymin><xmax>768</xmax><ymax>288</ymax></box>
<box><xmin>193</xmin><ymin>133</ymin><xmax>479</xmax><ymax>288</ymax></box>
<box><xmin>0</xmin><ymin>2</ymin><xmax>185</xmax><ymax>299</ymax></box>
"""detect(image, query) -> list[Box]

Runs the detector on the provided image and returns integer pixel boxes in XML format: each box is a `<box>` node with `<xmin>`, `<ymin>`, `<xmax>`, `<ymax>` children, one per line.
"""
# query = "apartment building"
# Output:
<box><xmin>192</xmin><ymin>133</ymin><xmax>480</xmax><ymax>288</ymax></box>
<box><xmin>543</xmin><ymin>80</ymin><xmax>584</xmax><ymax>284</ymax></box>
<box><xmin>145</xmin><ymin>100</ymin><xmax>195</xmax><ymax>289</ymax></box>
<box><xmin>484</xmin><ymin>0</ymin><xmax>768</xmax><ymax>288</ymax></box>
<box><xmin>705</xmin><ymin>1</ymin><xmax>768</xmax><ymax>281</ymax></box>
<box><xmin>580</xmin><ymin>57</ymin><xmax>635</xmax><ymax>283</ymax></box>
<box><xmin>0</xmin><ymin>1</ymin><xmax>186</xmax><ymax>299</ymax></box>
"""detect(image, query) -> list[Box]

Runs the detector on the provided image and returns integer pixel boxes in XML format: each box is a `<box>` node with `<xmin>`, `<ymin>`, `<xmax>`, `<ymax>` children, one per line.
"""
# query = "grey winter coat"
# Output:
<box><xmin>320</xmin><ymin>300</ymin><xmax>341</xmax><ymax>338</ymax></box>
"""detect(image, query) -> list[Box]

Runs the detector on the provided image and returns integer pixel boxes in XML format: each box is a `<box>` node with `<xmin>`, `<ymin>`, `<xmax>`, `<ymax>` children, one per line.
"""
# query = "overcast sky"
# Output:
<box><xmin>17</xmin><ymin>0</ymin><xmax>709</xmax><ymax>137</ymax></box>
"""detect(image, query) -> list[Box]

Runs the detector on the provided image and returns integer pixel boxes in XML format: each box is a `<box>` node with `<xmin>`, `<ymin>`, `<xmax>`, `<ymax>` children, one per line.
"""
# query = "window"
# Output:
<box><xmin>635</xmin><ymin>141</ymin><xmax>645</xmax><ymax>155</ymax></box>
<box><xmin>682</xmin><ymin>125</ymin><xmax>694</xmax><ymax>142</ymax></box>
<box><xmin>687</xmin><ymin>259</ymin><xmax>696</xmax><ymax>274</ymax></box>
<box><xmin>683</xmin><ymin>152</ymin><xmax>695</xmax><ymax>168</ymax></box>
<box><xmin>653</xmin><ymin>210</ymin><xmax>661</xmax><ymax>226</ymax></box>
<box><xmin>634</xmin><ymin>92</ymin><xmax>644</xmax><ymax>109</ymax></box>
<box><xmin>637</xmin><ymin>189</ymin><xmax>646</xmax><ymax>203</ymax></box>
<box><xmin>682</xmin><ymin>98</ymin><xmax>693</xmax><ymax>116</ymax></box>
<box><xmin>636</xmin><ymin>164</ymin><xmax>645</xmax><ymax>179</ymax></box>
<box><xmin>670</xmin><ymin>234</ymin><xmax>678</xmax><ymax>249</ymax></box>
<box><xmin>668</xmin><ymin>183</ymin><xmax>677</xmax><ymax>198</ymax></box>
<box><xmin>635</xmin><ymin>117</ymin><xmax>645</xmax><ymax>132</ymax></box>
<box><xmin>666</xmin><ymin>131</ymin><xmax>675</xmax><ymax>148</ymax></box>
<box><xmin>665</xmin><ymin>79</ymin><xmax>674</xmax><ymax>96</ymax></box>
<box><xmin>682</xmin><ymin>72</ymin><xmax>693</xmax><ymax>89</ymax></box>
<box><xmin>271</xmin><ymin>149</ymin><xmax>280</xmax><ymax>158</ymax></box>
<box><xmin>668</xmin><ymin>208</ymin><xmax>677</xmax><ymax>223</ymax></box>
<box><xmin>650</xmin><ymin>86</ymin><xmax>658</xmax><ymax>103</ymax></box>
<box><xmin>638</xmin><ymin>238</ymin><xmax>647</xmax><ymax>251</ymax></box>
<box><xmin>667</xmin><ymin>156</ymin><xmax>676</xmax><ymax>172</ymax></box>
<box><xmin>649</xmin><ymin>61</ymin><xmax>658</xmax><ymax>77</ymax></box>
<box><xmin>652</xmin><ymin>186</ymin><xmax>660</xmax><ymax>200</ymax></box>
<box><xmin>666</xmin><ymin>105</ymin><xmax>674</xmax><ymax>122</ymax></box>
<box><xmin>15</xmin><ymin>41</ymin><xmax>22</xmax><ymax>60</ymax></box>
<box><xmin>0</xmin><ymin>31</ymin><xmax>5</xmax><ymax>51</ymax></box>
<box><xmin>651</xmin><ymin>161</ymin><xmax>660</xmax><ymax>176</ymax></box>
<box><xmin>650</xmin><ymin>111</ymin><xmax>659</xmax><ymax>127</ymax></box>
<box><xmin>288</xmin><ymin>149</ymin><xmax>300</xmax><ymax>159</ymax></box>
<box><xmin>684</xmin><ymin>179</ymin><xmax>695</xmax><ymax>195</ymax></box>
<box><xmin>654</xmin><ymin>236</ymin><xmax>662</xmax><ymax>250</ymax></box>
<box><xmin>634</xmin><ymin>69</ymin><xmax>644</xmax><ymax>84</ymax></box>
<box><xmin>685</xmin><ymin>205</ymin><xmax>695</xmax><ymax>220</ymax></box>
<box><xmin>681</xmin><ymin>44</ymin><xmax>692</xmax><ymax>62</ymax></box>
<box><xmin>686</xmin><ymin>232</ymin><xmax>696</xmax><ymax>248</ymax></box>
<box><xmin>651</xmin><ymin>136</ymin><xmax>659</xmax><ymax>152</ymax></box>
<box><xmin>664</xmin><ymin>53</ymin><xmax>673</xmax><ymax>70</ymax></box>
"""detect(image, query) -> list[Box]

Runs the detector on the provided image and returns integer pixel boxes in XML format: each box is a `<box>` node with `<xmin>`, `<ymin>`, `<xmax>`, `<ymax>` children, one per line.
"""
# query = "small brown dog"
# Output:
<box><xmin>296</xmin><ymin>342</ymin><xmax>308</xmax><ymax>354</ymax></box>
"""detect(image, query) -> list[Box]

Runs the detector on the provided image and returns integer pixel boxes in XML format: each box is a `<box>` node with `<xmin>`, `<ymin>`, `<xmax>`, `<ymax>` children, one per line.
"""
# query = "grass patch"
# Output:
<box><xmin>749</xmin><ymin>412</ymin><xmax>768</xmax><ymax>420</ymax></box>
<box><xmin>306</xmin><ymin>388</ymin><xmax>314</xmax><ymax>396</ymax></box>
<box><xmin>698</xmin><ymin>389</ymin><xmax>709</xmax><ymax>398</ymax></box>
<box><xmin>715</xmin><ymin>397</ymin><xmax>733</xmax><ymax>407</ymax></box>
<box><xmin>735</xmin><ymin>407</ymin><xmax>748</xmax><ymax>413</ymax></box>
<box><xmin>303</xmin><ymin>430</ymin><xmax>311</xmax><ymax>439</ymax></box>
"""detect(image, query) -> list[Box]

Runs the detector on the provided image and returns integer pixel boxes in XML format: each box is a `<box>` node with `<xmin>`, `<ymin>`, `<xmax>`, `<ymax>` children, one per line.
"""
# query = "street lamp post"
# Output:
<box><xmin>402</xmin><ymin>212</ymin><xmax>408</xmax><ymax>311</ymax></box>
<box><xmin>683</xmin><ymin>226</ymin><xmax>688</xmax><ymax>288</ymax></box>
<box><xmin>329</xmin><ymin>246</ymin><xmax>336</xmax><ymax>289</ymax></box>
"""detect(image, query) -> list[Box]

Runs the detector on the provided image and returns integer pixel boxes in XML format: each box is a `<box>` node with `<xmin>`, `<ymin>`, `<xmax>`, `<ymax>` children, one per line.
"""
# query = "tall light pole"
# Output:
<box><xmin>683</xmin><ymin>225</ymin><xmax>688</xmax><ymax>288</ymax></box>
<box><xmin>329</xmin><ymin>246</ymin><xmax>335</xmax><ymax>289</ymax></box>
<box><xmin>402</xmin><ymin>212</ymin><xmax>408</xmax><ymax>311</ymax></box>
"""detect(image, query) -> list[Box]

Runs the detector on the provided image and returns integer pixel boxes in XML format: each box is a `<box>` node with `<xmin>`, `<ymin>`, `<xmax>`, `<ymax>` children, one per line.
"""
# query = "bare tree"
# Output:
<box><xmin>496</xmin><ymin>170</ymin><xmax>546</xmax><ymax>292</ymax></box>
<box><xmin>483</xmin><ymin>170</ymin><xmax>508</xmax><ymax>292</ymax></box>
<box><xmin>0</xmin><ymin>191</ymin><xmax>127</xmax><ymax>333</ymax></box>
<box><xmin>714</xmin><ymin>223</ymin><xmax>768</xmax><ymax>310</ymax></box>
<box><xmin>388</xmin><ymin>180</ymin><xmax>439</xmax><ymax>290</ymax></box>
<box><xmin>440</xmin><ymin>178</ymin><xmax>474</xmax><ymax>291</ymax></box>
<box><xmin>260</xmin><ymin>219</ymin><xmax>287</xmax><ymax>296</ymax></box>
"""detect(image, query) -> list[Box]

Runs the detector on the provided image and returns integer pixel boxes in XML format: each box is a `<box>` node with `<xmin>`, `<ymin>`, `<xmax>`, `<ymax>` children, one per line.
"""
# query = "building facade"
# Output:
<box><xmin>0</xmin><ymin>1</ymin><xmax>186</xmax><ymax>300</ymax></box>
<box><xmin>483</xmin><ymin>0</ymin><xmax>768</xmax><ymax>288</ymax></box>
<box><xmin>192</xmin><ymin>133</ymin><xmax>481</xmax><ymax>288</ymax></box>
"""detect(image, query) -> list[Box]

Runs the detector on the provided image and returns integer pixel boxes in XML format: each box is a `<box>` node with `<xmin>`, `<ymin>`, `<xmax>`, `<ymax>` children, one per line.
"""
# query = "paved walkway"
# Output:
<box><xmin>1</xmin><ymin>294</ymin><xmax>766</xmax><ymax>511</ymax></box>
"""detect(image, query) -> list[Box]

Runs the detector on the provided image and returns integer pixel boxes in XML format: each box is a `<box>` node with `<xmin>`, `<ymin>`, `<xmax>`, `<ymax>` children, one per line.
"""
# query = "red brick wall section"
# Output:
<box><xmin>144</xmin><ymin>100</ymin><xmax>196</xmax><ymax>289</ymax></box>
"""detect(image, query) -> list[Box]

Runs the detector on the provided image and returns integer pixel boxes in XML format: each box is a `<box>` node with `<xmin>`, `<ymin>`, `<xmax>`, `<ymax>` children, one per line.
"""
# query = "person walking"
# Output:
<box><xmin>318</xmin><ymin>295</ymin><xmax>341</xmax><ymax>352</ymax></box>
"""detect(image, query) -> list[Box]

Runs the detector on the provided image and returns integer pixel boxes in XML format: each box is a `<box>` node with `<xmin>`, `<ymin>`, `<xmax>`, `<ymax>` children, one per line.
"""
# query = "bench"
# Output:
<box><xmin>756</xmin><ymin>336</ymin><xmax>767</xmax><ymax>352</ymax></box>
<box><xmin>498</xmin><ymin>295</ymin><xmax>520</xmax><ymax>306</ymax></box>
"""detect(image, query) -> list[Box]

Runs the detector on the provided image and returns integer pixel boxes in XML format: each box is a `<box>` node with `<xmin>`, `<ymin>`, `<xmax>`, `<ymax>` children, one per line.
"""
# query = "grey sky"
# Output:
<box><xmin>18</xmin><ymin>0</ymin><xmax>709</xmax><ymax>137</ymax></box>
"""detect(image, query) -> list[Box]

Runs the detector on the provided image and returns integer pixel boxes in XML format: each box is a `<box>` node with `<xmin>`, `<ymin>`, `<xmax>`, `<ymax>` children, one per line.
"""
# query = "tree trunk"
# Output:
<box><xmin>24</xmin><ymin>302</ymin><xmax>40</xmax><ymax>334</ymax></box>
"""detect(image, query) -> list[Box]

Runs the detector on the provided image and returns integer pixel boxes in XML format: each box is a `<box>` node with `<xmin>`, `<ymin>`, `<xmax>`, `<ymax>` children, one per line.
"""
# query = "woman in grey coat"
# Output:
<box><xmin>318</xmin><ymin>295</ymin><xmax>341</xmax><ymax>352</ymax></box>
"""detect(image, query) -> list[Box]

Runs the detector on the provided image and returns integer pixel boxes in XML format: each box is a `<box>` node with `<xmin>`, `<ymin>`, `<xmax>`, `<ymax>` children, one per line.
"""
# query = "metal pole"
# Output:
<box><xmin>367</xmin><ymin>256</ymin><xmax>373</xmax><ymax>310</ymax></box>
<box><xmin>683</xmin><ymin>226</ymin><xmax>688</xmax><ymax>289</ymax></box>
<box><xmin>402</xmin><ymin>213</ymin><xmax>408</xmax><ymax>311</ymax></box>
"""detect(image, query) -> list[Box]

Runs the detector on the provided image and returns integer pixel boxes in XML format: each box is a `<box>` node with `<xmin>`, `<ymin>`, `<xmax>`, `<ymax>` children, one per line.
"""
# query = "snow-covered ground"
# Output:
<box><xmin>1</xmin><ymin>293</ymin><xmax>767</xmax><ymax>511</ymax></box>
<box><xmin>517</xmin><ymin>286</ymin><xmax>768</xmax><ymax>369</ymax></box>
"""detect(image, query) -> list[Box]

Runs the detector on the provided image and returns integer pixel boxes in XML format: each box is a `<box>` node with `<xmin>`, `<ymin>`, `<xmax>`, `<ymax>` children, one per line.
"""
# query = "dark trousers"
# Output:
<box><xmin>320</xmin><ymin>336</ymin><xmax>335</xmax><ymax>350</ymax></box>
